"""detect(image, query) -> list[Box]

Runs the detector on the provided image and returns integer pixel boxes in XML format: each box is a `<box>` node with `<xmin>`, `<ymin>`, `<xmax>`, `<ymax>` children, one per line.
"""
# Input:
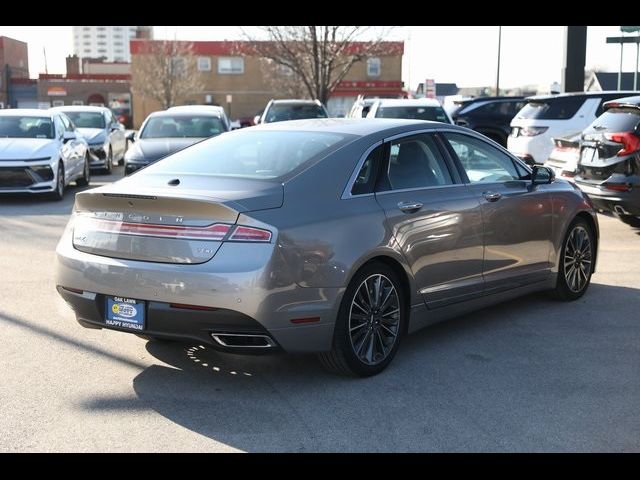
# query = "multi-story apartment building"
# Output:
<box><xmin>130</xmin><ymin>39</ymin><xmax>404</xmax><ymax>127</ymax></box>
<box><xmin>73</xmin><ymin>26</ymin><xmax>153</xmax><ymax>62</ymax></box>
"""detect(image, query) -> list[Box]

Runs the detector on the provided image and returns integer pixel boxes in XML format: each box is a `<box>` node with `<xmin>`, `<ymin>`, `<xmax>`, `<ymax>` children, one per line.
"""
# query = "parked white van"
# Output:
<box><xmin>508</xmin><ymin>91</ymin><xmax>640</xmax><ymax>165</ymax></box>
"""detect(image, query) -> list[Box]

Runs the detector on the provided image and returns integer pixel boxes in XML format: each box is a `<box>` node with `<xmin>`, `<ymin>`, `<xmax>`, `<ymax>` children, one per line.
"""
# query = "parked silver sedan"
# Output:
<box><xmin>55</xmin><ymin>119</ymin><xmax>599</xmax><ymax>376</ymax></box>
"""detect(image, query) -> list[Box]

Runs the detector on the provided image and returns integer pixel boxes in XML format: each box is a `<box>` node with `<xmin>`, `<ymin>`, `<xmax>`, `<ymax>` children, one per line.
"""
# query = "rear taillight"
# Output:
<box><xmin>520</xmin><ymin>126</ymin><xmax>548</xmax><ymax>137</ymax></box>
<box><xmin>74</xmin><ymin>216</ymin><xmax>272</xmax><ymax>243</ymax></box>
<box><xmin>228</xmin><ymin>226</ymin><xmax>272</xmax><ymax>242</ymax></box>
<box><xmin>604</xmin><ymin>132</ymin><xmax>640</xmax><ymax>157</ymax></box>
<box><xmin>602</xmin><ymin>182</ymin><xmax>632</xmax><ymax>192</ymax></box>
<box><xmin>561</xmin><ymin>170</ymin><xmax>576</xmax><ymax>178</ymax></box>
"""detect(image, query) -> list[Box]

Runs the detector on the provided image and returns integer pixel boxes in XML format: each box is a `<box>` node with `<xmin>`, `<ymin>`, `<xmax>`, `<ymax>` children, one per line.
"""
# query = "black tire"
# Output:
<box><xmin>318</xmin><ymin>262</ymin><xmax>406</xmax><ymax>377</ymax></box>
<box><xmin>76</xmin><ymin>153</ymin><xmax>90</xmax><ymax>187</ymax></box>
<box><xmin>49</xmin><ymin>162</ymin><xmax>65</xmax><ymax>201</ymax></box>
<box><xmin>617</xmin><ymin>214</ymin><xmax>640</xmax><ymax>228</ymax></box>
<box><xmin>551</xmin><ymin>218</ymin><xmax>595</xmax><ymax>301</ymax></box>
<box><xmin>103</xmin><ymin>147</ymin><xmax>112</xmax><ymax>174</ymax></box>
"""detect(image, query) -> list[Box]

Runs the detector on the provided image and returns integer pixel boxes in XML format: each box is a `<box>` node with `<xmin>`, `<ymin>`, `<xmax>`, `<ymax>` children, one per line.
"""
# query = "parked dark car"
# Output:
<box><xmin>575</xmin><ymin>95</ymin><xmax>640</xmax><ymax>227</ymax></box>
<box><xmin>451</xmin><ymin>96</ymin><xmax>525</xmax><ymax>147</ymax></box>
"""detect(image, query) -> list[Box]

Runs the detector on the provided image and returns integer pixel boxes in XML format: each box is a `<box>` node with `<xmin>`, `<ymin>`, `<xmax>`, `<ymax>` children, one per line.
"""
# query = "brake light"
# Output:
<box><xmin>561</xmin><ymin>170</ymin><xmax>576</xmax><ymax>178</ymax></box>
<box><xmin>74</xmin><ymin>216</ymin><xmax>272</xmax><ymax>243</ymax></box>
<box><xmin>83</xmin><ymin>218</ymin><xmax>232</xmax><ymax>241</ymax></box>
<box><xmin>602</xmin><ymin>182</ymin><xmax>632</xmax><ymax>192</ymax></box>
<box><xmin>604</xmin><ymin>132</ymin><xmax>640</xmax><ymax>156</ymax></box>
<box><xmin>520</xmin><ymin>126</ymin><xmax>548</xmax><ymax>137</ymax></box>
<box><xmin>229</xmin><ymin>226</ymin><xmax>272</xmax><ymax>242</ymax></box>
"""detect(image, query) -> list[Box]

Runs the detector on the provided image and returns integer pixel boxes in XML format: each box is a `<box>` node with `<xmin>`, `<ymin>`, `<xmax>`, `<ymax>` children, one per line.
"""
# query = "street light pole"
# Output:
<box><xmin>495</xmin><ymin>26</ymin><xmax>502</xmax><ymax>96</ymax></box>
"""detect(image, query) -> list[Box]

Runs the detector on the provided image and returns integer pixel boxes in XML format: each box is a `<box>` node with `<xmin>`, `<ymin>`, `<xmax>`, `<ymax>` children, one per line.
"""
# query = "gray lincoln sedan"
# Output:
<box><xmin>55</xmin><ymin>119</ymin><xmax>599</xmax><ymax>376</ymax></box>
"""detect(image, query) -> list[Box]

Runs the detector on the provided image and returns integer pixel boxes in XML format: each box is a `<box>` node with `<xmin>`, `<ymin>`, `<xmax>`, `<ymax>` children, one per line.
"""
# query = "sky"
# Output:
<box><xmin>0</xmin><ymin>26</ymin><xmax>636</xmax><ymax>89</ymax></box>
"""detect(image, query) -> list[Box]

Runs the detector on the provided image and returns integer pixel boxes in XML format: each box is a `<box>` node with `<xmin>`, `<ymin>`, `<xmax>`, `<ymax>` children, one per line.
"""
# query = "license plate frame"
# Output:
<box><xmin>105</xmin><ymin>296</ymin><xmax>146</xmax><ymax>331</ymax></box>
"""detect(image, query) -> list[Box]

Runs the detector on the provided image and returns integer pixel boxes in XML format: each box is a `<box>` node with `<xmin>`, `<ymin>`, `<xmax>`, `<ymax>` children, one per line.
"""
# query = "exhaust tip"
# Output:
<box><xmin>614</xmin><ymin>205</ymin><xmax>630</xmax><ymax>215</ymax></box>
<box><xmin>211</xmin><ymin>332</ymin><xmax>276</xmax><ymax>348</ymax></box>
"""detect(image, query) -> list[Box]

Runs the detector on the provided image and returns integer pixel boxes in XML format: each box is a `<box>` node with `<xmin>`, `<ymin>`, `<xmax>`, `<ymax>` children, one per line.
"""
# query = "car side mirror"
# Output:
<box><xmin>63</xmin><ymin>131</ymin><xmax>76</xmax><ymax>143</ymax></box>
<box><xmin>125</xmin><ymin>130</ymin><xmax>136</xmax><ymax>142</ymax></box>
<box><xmin>531</xmin><ymin>165</ymin><xmax>555</xmax><ymax>185</ymax></box>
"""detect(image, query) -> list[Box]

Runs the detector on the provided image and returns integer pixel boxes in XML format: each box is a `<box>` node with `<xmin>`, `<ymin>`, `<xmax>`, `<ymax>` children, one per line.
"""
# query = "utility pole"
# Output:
<box><xmin>562</xmin><ymin>26</ymin><xmax>587</xmax><ymax>93</ymax></box>
<box><xmin>495</xmin><ymin>26</ymin><xmax>502</xmax><ymax>96</ymax></box>
<box><xmin>43</xmin><ymin>47</ymin><xmax>48</xmax><ymax>74</ymax></box>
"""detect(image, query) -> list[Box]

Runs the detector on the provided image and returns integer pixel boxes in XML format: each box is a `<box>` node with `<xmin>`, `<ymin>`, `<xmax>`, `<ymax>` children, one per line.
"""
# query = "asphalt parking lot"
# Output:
<box><xmin>0</xmin><ymin>169</ymin><xmax>638</xmax><ymax>452</ymax></box>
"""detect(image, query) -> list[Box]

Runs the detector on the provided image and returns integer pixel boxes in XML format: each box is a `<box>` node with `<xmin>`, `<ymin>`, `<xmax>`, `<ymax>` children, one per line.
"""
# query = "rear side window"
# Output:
<box><xmin>382</xmin><ymin>134</ymin><xmax>453</xmax><ymax>190</ymax></box>
<box><xmin>142</xmin><ymin>130</ymin><xmax>351</xmax><ymax>181</ymax></box>
<box><xmin>376</xmin><ymin>106</ymin><xmax>449</xmax><ymax>123</ymax></box>
<box><xmin>351</xmin><ymin>145</ymin><xmax>382</xmax><ymax>195</ymax></box>
<box><xmin>516</xmin><ymin>97</ymin><xmax>584</xmax><ymax>120</ymax></box>
<box><xmin>593</xmin><ymin>108</ymin><xmax>640</xmax><ymax>132</ymax></box>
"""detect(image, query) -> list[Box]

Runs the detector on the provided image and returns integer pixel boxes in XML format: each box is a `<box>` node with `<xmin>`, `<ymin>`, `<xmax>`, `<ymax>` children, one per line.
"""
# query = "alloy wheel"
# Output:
<box><xmin>563</xmin><ymin>225</ymin><xmax>592</xmax><ymax>293</ymax></box>
<box><xmin>348</xmin><ymin>274</ymin><xmax>401</xmax><ymax>365</ymax></box>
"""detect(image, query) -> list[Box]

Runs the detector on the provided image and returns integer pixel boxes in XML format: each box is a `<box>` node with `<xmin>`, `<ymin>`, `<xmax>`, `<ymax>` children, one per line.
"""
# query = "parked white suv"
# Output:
<box><xmin>366</xmin><ymin>98</ymin><xmax>453</xmax><ymax>124</ymax></box>
<box><xmin>508</xmin><ymin>91</ymin><xmax>640</xmax><ymax>165</ymax></box>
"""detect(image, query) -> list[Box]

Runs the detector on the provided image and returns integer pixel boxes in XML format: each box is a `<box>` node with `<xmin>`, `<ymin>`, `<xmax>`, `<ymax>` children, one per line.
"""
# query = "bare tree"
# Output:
<box><xmin>243</xmin><ymin>26</ymin><xmax>398</xmax><ymax>104</ymax></box>
<box><xmin>131</xmin><ymin>40</ymin><xmax>204</xmax><ymax>109</ymax></box>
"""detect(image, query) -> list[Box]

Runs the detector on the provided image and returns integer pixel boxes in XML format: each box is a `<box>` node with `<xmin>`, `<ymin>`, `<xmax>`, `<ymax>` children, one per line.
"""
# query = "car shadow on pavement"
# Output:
<box><xmin>77</xmin><ymin>282</ymin><xmax>640</xmax><ymax>452</ymax></box>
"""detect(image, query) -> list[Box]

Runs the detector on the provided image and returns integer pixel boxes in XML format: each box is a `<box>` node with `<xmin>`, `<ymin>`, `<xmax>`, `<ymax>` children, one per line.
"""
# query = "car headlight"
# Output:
<box><xmin>520</xmin><ymin>126</ymin><xmax>549</xmax><ymax>137</ymax></box>
<box><xmin>124</xmin><ymin>148</ymin><xmax>144</xmax><ymax>163</ymax></box>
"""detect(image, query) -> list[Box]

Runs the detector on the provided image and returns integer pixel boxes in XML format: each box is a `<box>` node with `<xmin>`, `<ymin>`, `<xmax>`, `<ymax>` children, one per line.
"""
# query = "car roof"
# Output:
<box><xmin>270</xmin><ymin>99</ymin><xmax>322</xmax><ymax>105</ymax></box>
<box><xmin>0</xmin><ymin>108</ymin><xmax>54</xmax><ymax>117</ymax></box>
<box><xmin>373</xmin><ymin>98</ymin><xmax>442</xmax><ymax>107</ymax></box>
<box><xmin>50</xmin><ymin>105</ymin><xmax>108</xmax><ymax>112</ymax></box>
<box><xmin>253</xmin><ymin>118</ymin><xmax>459</xmax><ymax>136</ymax></box>
<box><xmin>148</xmin><ymin>108</ymin><xmax>225</xmax><ymax>118</ymax></box>
<box><xmin>527</xmin><ymin>91</ymin><xmax>640</xmax><ymax>101</ymax></box>
<box><xmin>455</xmin><ymin>96</ymin><xmax>525</xmax><ymax>104</ymax></box>
<box><xmin>167</xmin><ymin>105</ymin><xmax>226</xmax><ymax>114</ymax></box>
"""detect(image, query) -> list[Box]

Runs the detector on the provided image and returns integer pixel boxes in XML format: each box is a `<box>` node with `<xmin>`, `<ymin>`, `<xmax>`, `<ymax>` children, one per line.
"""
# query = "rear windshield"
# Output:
<box><xmin>140</xmin><ymin>115</ymin><xmax>226</xmax><ymax>139</ymax></box>
<box><xmin>593</xmin><ymin>107</ymin><xmax>640</xmax><ymax>132</ymax></box>
<box><xmin>64</xmin><ymin>111</ymin><xmax>105</xmax><ymax>129</ymax></box>
<box><xmin>516</xmin><ymin>97</ymin><xmax>584</xmax><ymax>120</ymax></box>
<box><xmin>141</xmin><ymin>129</ymin><xmax>351</xmax><ymax>180</ymax></box>
<box><xmin>265</xmin><ymin>104</ymin><xmax>328</xmax><ymax>123</ymax></box>
<box><xmin>376</xmin><ymin>106</ymin><xmax>449</xmax><ymax>123</ymax></box>
<box><xmin>0</xmin><ymin>116</ymin><xmax>54</xmax><ymax>139</ymax></box>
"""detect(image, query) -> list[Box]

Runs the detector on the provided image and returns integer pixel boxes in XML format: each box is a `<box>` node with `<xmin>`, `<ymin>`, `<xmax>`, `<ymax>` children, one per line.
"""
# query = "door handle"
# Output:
<box><xmin>398</xmin><ymin>201</ymin><xmax>423</xmax><ymax>213</ymax></box>
<box><xmin>483</xmin><ymin>191</ymin><xmax>502</xmax><ymax>202</ymax></box>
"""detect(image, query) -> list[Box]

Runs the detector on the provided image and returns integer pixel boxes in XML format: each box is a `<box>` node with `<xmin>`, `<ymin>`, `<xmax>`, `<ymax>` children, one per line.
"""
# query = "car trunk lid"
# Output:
<box><xmin>71</xmin><ymin>174</ymin><xmax>282</xmax><ymax>264</ymax></box>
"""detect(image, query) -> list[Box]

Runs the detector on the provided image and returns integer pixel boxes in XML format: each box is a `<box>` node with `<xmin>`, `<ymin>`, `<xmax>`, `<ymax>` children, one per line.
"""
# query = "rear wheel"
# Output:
<box><xmin>318</xmin><ymin>262</ymin><xmax>406</xmax><ymax>377</ymax></box>
<box><xmin>551</xmin><ymin>218</ymin><xmax>594</xmax><ymax>301</ymax></box>
<box><xmin>617</xmin><ymin>214</ymin><xmax>640</xmax><ymax>228</ymax></box>
<box><xmin>76</xmin><ymin>153</ymin><xmax>90</xmax><ymax>187</ymax></box>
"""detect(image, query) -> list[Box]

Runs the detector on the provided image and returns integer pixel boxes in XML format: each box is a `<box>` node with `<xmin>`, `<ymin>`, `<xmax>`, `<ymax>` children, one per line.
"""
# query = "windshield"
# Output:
<box><xmin>376</xmin><ymin>106</ymin><xmax>450</xmax><ymax>123</ymax></box>
<box><xmin>141</xmin><ymin>130</ymin><xmax>350</xmax><ymax>180</ymax></box>
<box><xmin>0</xmin><ymin>116</ymin><xmax>54</xmax><ymax>139</ymax></box>
<box><xmin>516</xmin><ymin>97</ymin><xmax>583</xmax><ymax>120</ymax></box>
<box><xmin>140</xmin><ymin>115</ymin><xmax>226</xmax><ymax>139</ymax></box>
<box><xmin>63</xmin><ymin>111</ymin><xmax>105</xmax><ymax>129</ymax></box>
<box><xmin>265</xmin><ymin>104</ymin><xmax>328</xmax><ymax>123</ymax></box>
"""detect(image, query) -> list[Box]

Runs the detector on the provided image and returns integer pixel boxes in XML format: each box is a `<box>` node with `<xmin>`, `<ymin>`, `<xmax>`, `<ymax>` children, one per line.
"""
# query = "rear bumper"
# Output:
<box><xmin>55</xmin><ymin>230</ymin><xmax>342</xmax><ymax>353</ymax></box>
<box><xmin>576</xmin><ymin>182</ymin><xmax>640</xmax><ymax>215</ymax></box>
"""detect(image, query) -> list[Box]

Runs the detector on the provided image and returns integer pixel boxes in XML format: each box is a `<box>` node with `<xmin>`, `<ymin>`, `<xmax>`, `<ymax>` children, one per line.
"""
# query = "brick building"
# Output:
<box><xmin>0</xmin><ymin>36</ymin><xmax>30</xmax><ymax>108</ymax></box>
<box><xmin>130</xmin><ymin>40</ymin><xmax>404</xmax><ymax>128</ymax></box>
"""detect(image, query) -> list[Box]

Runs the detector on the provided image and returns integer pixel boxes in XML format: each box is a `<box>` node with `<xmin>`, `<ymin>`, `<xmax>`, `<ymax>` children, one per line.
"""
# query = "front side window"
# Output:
<box><xmin>0</xmin><ymin>116</ymin><xmax>55</xmax><ymax>139</ymax></box>
<box><xmin>218</xmin><ymin>56</ymin><xmax>244</xmax><ymax>75</ymax></box>
<box><xmin>367</xmin><ymin>57</ymin><xmax>381</xmax><ymax>77</ymax></box>
<box><xmin>142</xmin><ymin>130</ymin><xmax>351</xmax><ymax>181</ymax></box>
<box><xmin>444</xmin><ymin>132</ymin><xmax>521</xmax><ymax>183</ymax></box>
<box><xmin>383</xmin><ymin>134</ymin><xmax>453</xmax><ymax>191</ymax></box>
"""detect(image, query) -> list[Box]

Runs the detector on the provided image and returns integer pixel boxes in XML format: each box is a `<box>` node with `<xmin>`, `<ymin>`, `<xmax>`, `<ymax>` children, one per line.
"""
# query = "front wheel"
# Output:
<box><xmin>49</xmin><ymin>162</ymin><xmax>65</xmax><ymax>201</ymax></box>
<box><xmin>318</xmin><ymin>262</ymin><xmax>406</xmax><ymax>377</ymax></box>
<box><xmin>551</xmin><ymin>218</ymin><xmax>595</xmax><ymax>301</ymax></box>
<box><xmin>76</xmin><ymin>153</ymin><xmax>90</xmax><ymax>187</ymax></box>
